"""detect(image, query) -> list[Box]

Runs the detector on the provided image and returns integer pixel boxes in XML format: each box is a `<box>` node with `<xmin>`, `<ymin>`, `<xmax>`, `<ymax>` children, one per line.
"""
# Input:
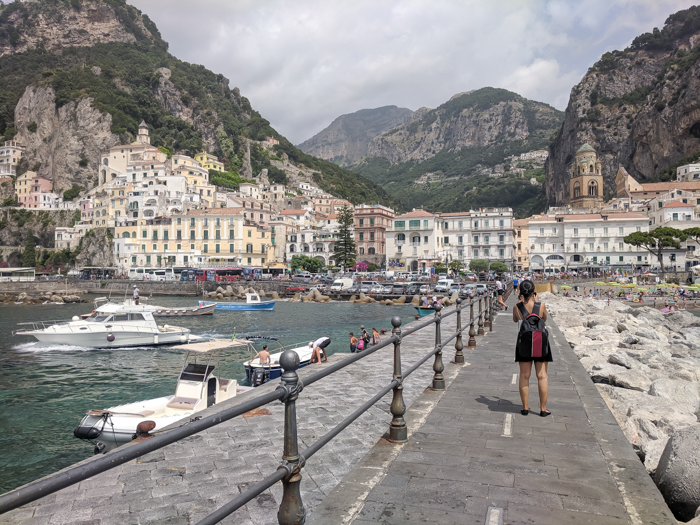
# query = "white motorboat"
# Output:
<box><xmin>13</xmin><ymin>298</ymin><xmax>198</xmax><ymax>348</ymax></box>
<box><xmin>243</xmin><ymin>336</ymin><xmax>316</xmax><ymax>386</ymax></box>
<box><xmin>74</xmin><ymin>339</ymin><xmax>254</xmax><ymax>453</ymax></box>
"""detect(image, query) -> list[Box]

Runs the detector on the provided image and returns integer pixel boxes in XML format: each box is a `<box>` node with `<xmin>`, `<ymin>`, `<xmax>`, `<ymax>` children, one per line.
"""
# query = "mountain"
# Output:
<box><xmin>347</xmin><ymin>88</ymin><xmax>564</xmax><ymax>217</ymax></box>
<box><xmin>0</xmin><ymin>0</ymin><xmax>394</xmax><ymax>207</ymax></box>
<box><xmin>298</xmin><ymin>105</ymin><xmax>413</xmax><ymax>167</ymax></box>
<box><xmin>546</xmin><ymin>5</ymin><xmax>700</xmax><ymax>205</ymax></box>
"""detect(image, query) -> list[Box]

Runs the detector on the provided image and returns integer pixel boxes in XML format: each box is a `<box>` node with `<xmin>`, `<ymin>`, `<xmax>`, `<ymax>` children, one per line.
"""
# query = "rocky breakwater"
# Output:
<box><xmin>204</xmin><ymin>285</ymin><xmax>281</xmax><ymax>302</ymax></box>
<box><xmin>0</xmin><ymin>292</ymin><xmax>84</xmax><ymax>304</ymax></box>
<box><xmin>543</xmin><ymin>293</ymin><xmax>700</xmax><ymax>522</ymax></box>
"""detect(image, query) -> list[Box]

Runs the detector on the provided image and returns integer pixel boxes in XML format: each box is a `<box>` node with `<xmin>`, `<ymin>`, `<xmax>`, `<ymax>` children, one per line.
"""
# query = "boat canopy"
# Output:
<box><xmin>170</xmin><ymin>338</ymin><xmax>252</xmax><ymax>352</ymax></box>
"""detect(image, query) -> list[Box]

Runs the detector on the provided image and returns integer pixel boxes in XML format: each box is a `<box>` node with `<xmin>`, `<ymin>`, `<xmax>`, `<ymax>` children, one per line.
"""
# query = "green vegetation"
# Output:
<box><xmin>489</xmin><ymin>261</ymin><xmax>509</xmax><ymax>273</ymax></box>
<box><xmin>26</xmin><ymin>121</ymin><xmax>37</xmax><ymax>132</ymax></box>
<box><xmin>432</xmin><ymin>262</ymin><xmax>447</xmax><ymax>274</ymax></box>
<box><xmin>290</xmin><ymin>254</ymin><xmax>323</xmax><ymax>273</ymax></box>
<box><xmin>624</xmin><ymin>227</ymin><xmax>686</xmax><ymax>269</ymax></box>
<box><xmin>208</xmin><ymin>169</ymin><xmax>254</xmax><ymax>190</ymax></box>
<box><xmin>630</xmin><ymin>6</ymin><xmax>700</xmax><ymax>51</ymax></box>
<box><xmin>63</xmin><ymin>184</ymin><xmax>82</xmax><ymax>201</ymax></box>
<box><xmin>469</xmin><ymin>259</ymin><xmax>489</xmax><ymax>272</ymax></box>
<box><xmin>21</xmin><ymin>233</ymin><xmax>36</xmax><ymax>267</ymax></box>
<box><xmin>1</xmin><ymin>197</ymin><xmax>19</xmax><ymax>207</ymax></box>
<box><xmin>333</xmin><ymin>205</ymin><xmax>356</xmax><ymax>268</ymax></box>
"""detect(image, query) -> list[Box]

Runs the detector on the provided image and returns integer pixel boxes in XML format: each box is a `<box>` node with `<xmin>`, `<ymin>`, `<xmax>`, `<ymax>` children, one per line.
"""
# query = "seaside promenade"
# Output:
<box><xmin>1</xmin><ymin>295</ymin><xmax>677</xmax><ymax>524</ymax></box>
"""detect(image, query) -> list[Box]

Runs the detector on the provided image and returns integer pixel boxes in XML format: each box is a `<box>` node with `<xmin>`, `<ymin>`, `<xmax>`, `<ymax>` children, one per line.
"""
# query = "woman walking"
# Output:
<box><xmin>513</xmin><ymin>280</ymin><xmax>552</xmax><ymax>417</ymax></box>
<box><xmin>371</xmin><ymin>327</ymin><xmax>381</xmax><ymax>346</ymax></box>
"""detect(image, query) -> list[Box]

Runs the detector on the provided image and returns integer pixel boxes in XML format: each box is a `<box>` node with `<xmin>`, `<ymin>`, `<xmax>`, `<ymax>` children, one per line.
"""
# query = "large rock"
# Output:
<box><xmin>609</xmin><ymin>369</ymin><xmax>651</xmax><ymax>392</ymax></box>
<box><xmin>654</xmin><ymin>425</ymin><xmax>700</xmax><ymax>521</ymax></box>
<box><xmin>649</xmin><ymin>378</ymin><xmax>700</xmax><ymax>416</ymax></box>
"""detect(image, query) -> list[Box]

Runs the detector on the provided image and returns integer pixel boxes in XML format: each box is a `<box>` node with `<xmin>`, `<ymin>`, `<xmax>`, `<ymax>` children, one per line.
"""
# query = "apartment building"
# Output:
<box><xmin>438</xmin><ymin>212</ymin><xmax>471</xmax><ymax>267</ymax></box>
<box><xmin>469</xmin><ymin>208</ymin><xmax>516</xmax><ymax>268</ymax></box>
<box><xmin>0</xmin><ymin>140</ymin><xmax>24</xmax><ymax>175</ymax></box>
<box><xmin>354</xmin><ymin>204</ymin><xmax>395</xmax><ymax>266</ymax></box>
<box><xmin>386</xmin><ymin>209</ymin><xmax>441</xmax><ymax>272</ymax></box>
<box><xmin>513</xmin><ymin>218</ymin><xmax>530</xmax><ymax>271</ymax></box>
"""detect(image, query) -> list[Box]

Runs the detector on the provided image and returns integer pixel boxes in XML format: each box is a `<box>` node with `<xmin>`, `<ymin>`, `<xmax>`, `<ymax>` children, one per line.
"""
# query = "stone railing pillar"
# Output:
<box><xmin>388</xmin><ymin>316</ymin><xmax>407</xmax><ymax>442</ymax></box>
<box><xmin>454</xmin><ymin>298</ymin><xmax>464</xmax><ymax>364</ymax></box>
<box><xmin>431</xmin><ymin>304</ymin><xmax>445</xmax><ymax>390</ymax></box>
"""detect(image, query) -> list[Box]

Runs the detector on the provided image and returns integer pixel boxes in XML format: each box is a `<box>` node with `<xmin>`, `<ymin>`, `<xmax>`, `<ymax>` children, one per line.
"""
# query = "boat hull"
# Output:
<box><xmin>200</xmin><ymin>300</ymin><xmax>275</xmax><ymax>311</ymax></box>
<box><xmin>26</xmin><ymin>328</ymin><xmax>191</xmax><ymax>348</ymax></box>
<box><xmin>414</xmin><ymin>306</ymin><xmax>436</xmax><ymax>317</ymax></box>
<box><xmin>154</xmin><ymin>304</ymin><xmax>216</xmax><ymax>317</ymax></box>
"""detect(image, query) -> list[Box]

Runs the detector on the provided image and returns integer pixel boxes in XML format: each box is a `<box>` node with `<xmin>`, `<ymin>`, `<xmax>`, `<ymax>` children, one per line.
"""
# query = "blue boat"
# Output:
<box><xmin>414</xmin><ymin>306</ymin><xmax>437</xmax><ymax>317</ymax></box>
<box><xmin>200</xmin><ymin>293</ymin><xmax>275</xmax><ymax>311</ymax></box>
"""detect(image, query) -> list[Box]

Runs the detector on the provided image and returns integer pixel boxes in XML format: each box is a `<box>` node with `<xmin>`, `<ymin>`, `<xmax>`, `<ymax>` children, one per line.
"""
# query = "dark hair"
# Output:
<box><xmin>263</xmin><ymin>345</ymin><xmax>268</xmax><ymax>350</ymax></box>
<box><xmin>519</xmin><ymin>279</ymin><xmax>535</xmax><ymax>300</ymax></box>
<box><xmin>349</xmin><ymin>332</ymin><xmax>354</xmax><ymax>336</ymax></box>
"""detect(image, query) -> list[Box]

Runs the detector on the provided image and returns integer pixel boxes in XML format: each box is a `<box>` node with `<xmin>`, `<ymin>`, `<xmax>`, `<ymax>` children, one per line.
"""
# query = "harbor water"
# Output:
<box><xmin>0</xmin><ymin>297</ymin><xmax>416</xmax><ymax>493</ymax></box>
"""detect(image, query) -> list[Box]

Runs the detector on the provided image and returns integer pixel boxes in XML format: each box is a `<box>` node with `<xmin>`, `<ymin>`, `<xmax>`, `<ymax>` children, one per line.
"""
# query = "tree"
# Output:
<box><xmin>448</xmin><ymin>260</ymin><xmax>463</xmax><ymax>274</ymax></box>
<box><xmin>683</xmin><ymin>227</ymin><xmax>700</xmax><ymax>250</ymax></box>
<box><xmin>489</xmin><ymin>261</ymin><xmax>509</xmax><ymax>274</ymax></box>
<box><xmin>22</xmin><ymin>233</ymin><xmax>36</xmax><ymax>267</ymax></box>
<box><xmin>63</xmin><ymin>184</ymin><xmax>83</xmax><ymax>201</ymax></box>
<box><xmin>624</xmin><ymin>227</ymin><xmax>687</xmax><ymax>271</ymax></box>
<box><xmin>469</xmin><ymin>259</ymin><xmax>489</xmax><ymax>272</ymax></box>
<box><xmin>334</xmin><ymin>204</ymin><xmax>356</xmax><ymax>269</ymax></box>
<box><xmin>290</xmin><ymin>255</ymin><xmax>324</xmax><ymax>273</ymax></box>
<box><xmin>433</xmin><ymin>262</ymin><xmax>447</xmax><ymax>274</ymax></box>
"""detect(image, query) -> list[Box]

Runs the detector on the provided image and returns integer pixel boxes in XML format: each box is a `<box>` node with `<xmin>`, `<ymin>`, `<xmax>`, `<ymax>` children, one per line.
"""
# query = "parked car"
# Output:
<box><xmin>434</xmin><ymin>279</ymin><xmax>454</xmax><ymax>293</ymax></box>
<box><xmin>381</xmin><ymin>284</ymin><xmax>394</xmax><ymax>294</ymax></box>
<box><xmin>392</xmin><ymin>283</ymin><xmax>408</xmax><ymax>295</ymax></box>
<box><xmin>438</xmin><ymin>273</ymin><xmax>448</xmax><ymax>280</ymax></box>
<box><xmin>450</xmin><ymin>283</ymin><xmax>463</xmax><ymax>293</ymax></box>
<box><xmin>475</xmin><ymin>283</ymin><xmax>488</xmax><ymax>295</ymax></box>
<box><xmin>419</xmin><ymin>284</ymin><xmax>432</xmax><ymax>294</ymax></box>
<box><xmin>406</xmin><ymin>283</ymin><xmax>421</xmax><ymax>295</ymax></box>
<box><xmin>369</xmin><ymin>284</ymin><xmax>384</xmax><ymax>294</ymax></box>
<box><xmin>460</xmin><ymin>284</ymin><xmax>478</xmax><ymax>298</ymax></box>
<box><xmin>465</xmin><ymin>272</ymin><xmax>477</xmax><ymax>281</ymax></box>
<box><xmin>346</xmin><ymin>284</ymin><xmax>361</xmax><ymax>294</ymax></box>
<box><xmin>285</xmin><ymin>285</ymin><xmax>308</xmax><ymax>293</ymax></box>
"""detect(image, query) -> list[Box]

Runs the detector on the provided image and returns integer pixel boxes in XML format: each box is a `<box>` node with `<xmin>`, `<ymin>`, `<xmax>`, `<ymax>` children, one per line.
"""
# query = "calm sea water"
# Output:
<box><xmin>0</xmin><ymin>297</ymin><xmax>416</xmax><ymax>493</ymax></box>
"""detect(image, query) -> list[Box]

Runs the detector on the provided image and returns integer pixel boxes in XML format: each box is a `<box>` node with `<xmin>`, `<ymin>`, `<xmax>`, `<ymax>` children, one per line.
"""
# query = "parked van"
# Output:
<box><xmin>434</xmin><ymin>279</ymin><xmax>454</xmax><ymax>292</ymax></box>
<box><xmin>543</xmin><ymin>268</ymin><xmax>557</xmax><ymax>278</ymax></box>
<box><xmin>330</xmin><ymin>278</ymin><xmax>353</xmax><ymax>292</ymax></box>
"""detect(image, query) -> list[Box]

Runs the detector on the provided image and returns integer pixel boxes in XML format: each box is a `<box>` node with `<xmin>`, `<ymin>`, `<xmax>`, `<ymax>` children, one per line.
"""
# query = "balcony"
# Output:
<box><xmin>410</xmin><ymin>242</ymin><xmax>421</xmax><ymax>246</ymax></box>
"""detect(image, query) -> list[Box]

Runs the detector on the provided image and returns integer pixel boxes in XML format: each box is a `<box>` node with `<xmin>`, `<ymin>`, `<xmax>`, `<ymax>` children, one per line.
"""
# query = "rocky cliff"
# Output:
<box><xmin>367</xmin><ymin>88</ymin><xmax>562</xmax><ymax>165</ymax></box>
<box><xmin>298</xmin><ymin>105</ymin><xmax>412</xmax><ymax>166</ymax></box>
<box><xmin>546</xmin><ymin>5</ymin><xmax>700</xmax><ymax>204</ymax></box>
<box><xmin>0</xmin><ymin>0</ymin><xmax>394</xmax><ymax>206</ymax></box>
<box><xmin>0</xmin><ymin>208</ymin><xmax>80</xmax><ymax>248</ymax></box>
<box><xmin>14</xmin><ymin>85</ymin><xmax>119</xmax><ymax>191</ymax></box>
<box><xmin>75</xmin><ymin>227</ymin><xmax>114</xmax><ymax>267</ymax></box>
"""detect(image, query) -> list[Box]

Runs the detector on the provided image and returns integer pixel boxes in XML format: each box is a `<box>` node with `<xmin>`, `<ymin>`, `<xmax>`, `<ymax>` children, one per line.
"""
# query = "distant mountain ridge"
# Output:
<box><xmin>546</xmin><ymin>5</ymin><xmax>700</xmax><ymax>204</ymax></box>
<box><xmin>298</xmin><ymin>105</ymin><xmax>412</xmax><ymax>166</ymax></box>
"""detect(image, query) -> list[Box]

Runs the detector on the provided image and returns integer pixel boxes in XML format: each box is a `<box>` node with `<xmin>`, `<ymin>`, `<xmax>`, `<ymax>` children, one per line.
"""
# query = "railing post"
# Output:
<box><xmin>485</xmin><ymin>293</ymin><xmax>492</xmax><ymax>332</ymax></box>
<box><xmin>477</xmin><ymin>296</ymin><xmax>484</xmax><ymax>336</ymax></box>
<box><xmin>388</xmin><ymin>316</ymin><xmax>407</xmax><ymax>442</ymax></box>
<box><xmin>432</xmin><ymin>304</ymin><xmax>445</xmax><ymax>390</ymax></box>
<box><xmin>454</xmin><ymin>298</ymin><xmax>464</xmax><ymax>364</ymax></box>
<box><xmin>277</xmin><ymin>351</ymin><xmax>305</xmax><ymax>525</ymax></box>
<box><xmin>491</xmin><ymin>290</ymin><xmax>498</xmax><ymax>324</ymax></box>
<box><xmin>468</xmin><ymin>298</ymin><xmax>477</xmax><ymax>348</ymax></box>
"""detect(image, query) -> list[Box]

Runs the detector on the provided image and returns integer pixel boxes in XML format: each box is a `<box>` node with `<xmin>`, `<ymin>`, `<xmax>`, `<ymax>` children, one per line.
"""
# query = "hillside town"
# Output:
<box><xmin>3</xmin><ymin>132</ymin><xmax>700</xmax><ymax>276</ymax></box>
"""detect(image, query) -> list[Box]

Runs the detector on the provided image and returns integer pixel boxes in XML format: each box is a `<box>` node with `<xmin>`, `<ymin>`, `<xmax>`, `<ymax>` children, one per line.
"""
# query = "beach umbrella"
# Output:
<box><xmin>623</xmin><ymin>284</ymin><xmax>637</xmax><ymax>288</ymax></box>
<box><xmin>595</xmin><ymin>282</ymin><xmax>607</xmax><ymax>285</ymax></box>
<box><xmin>561</xmin><ymin>285</ymin><xmax>572</xmax><ymax>289</ymax></box>
<box><xmin>635</xmin><ymin>288</ymin><xmax>649</xmax><ymax>292</ymax></box>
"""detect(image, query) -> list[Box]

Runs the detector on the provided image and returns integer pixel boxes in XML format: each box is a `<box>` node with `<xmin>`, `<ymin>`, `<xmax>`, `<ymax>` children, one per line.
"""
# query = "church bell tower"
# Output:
<box><xmin>570</xmin><ymin>143</ymin><xmax>603</xmax><ymax>209</ymax></box>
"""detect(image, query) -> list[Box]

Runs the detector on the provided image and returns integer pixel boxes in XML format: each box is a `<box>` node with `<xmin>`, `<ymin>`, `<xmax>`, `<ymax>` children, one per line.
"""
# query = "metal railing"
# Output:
<box><xmin>0</xmin><ymin>286</ymin><xmax>509</xmax><ymax>524</ymax></box>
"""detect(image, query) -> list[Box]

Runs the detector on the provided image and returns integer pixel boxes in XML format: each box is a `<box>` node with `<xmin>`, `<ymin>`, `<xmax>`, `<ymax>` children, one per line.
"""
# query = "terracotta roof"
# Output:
<box><xmin>528</xmin><ymin>213</ymin><xmax>647</xmax><ymax>222</ymax></box>
<box><xmin>396</xmin><ymin>209</ymin><xmax>435</xmax><ymax>219</ymax></box>
<box><xmin>326</xmin><ymin>214</ymin><xmax>339</xmax><ymax>220</ymax></box>
<box><xmin>513</xmin><ymin>218</ymin><xmax>530</xmax><ymax>226</ymax></box>
<box><xmin>184</xmin><ymin>207</ymin><xmax>244</xmax><ymax>216</ymax></box>
<box><xmin>438</xmin><ymin>211</ymin><xmax>471</xmax><ymax>217</ymax></box>
<box><xmin>663</xmin><ymin>200</ymin><xmax>693</xmax><ymax>208</ymax></box>
<box><xmin>636</xmin><ymin>181</ymin><xmax>700</xmax><ymax>192</ymax></box>
<box><xmin>280</xmin><ymin>210</ymin><xmax>304</xmax><ymax>215</ymax></box>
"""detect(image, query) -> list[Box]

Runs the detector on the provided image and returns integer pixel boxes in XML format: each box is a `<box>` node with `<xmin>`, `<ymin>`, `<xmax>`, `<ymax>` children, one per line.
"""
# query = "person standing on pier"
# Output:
<box><xmin>513</xmin><ymin>280</ymin><xmax>552</xmax><ymax>417</ymax></box>
<box><xmin>133</xmin><ymin>284</ymin><xmax>140</xmax><ymax>305</ymax></box>
<box><xmin>349</xmin><ymin>333</ymin><xmax>358</xmax><ymax>353</ymax></box>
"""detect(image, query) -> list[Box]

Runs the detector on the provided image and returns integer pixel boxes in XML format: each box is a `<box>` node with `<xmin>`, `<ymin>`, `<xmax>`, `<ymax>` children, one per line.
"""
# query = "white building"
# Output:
<box><xmin>527</xmin><ymin>212</ymin><xmax>659</xmax><ymax>272</ymax></box>
<box><xmin>676</xmin><ymin>163</ymin><xmax>700</xmax><ymax>182</ymax></box>
<box><xmin>0</xmin><ymin>140</ymin><xmax>24</xmax><ymax>175</ymax></box>
<box><xmin>468</xmin><ymin>208</ymin><xmax>516</xmax><ymax>269</ymax></box>
<box><xmin>386</xmin><ymin>209</ymin><xmax>441</xmax><ymax>272</ymax></box>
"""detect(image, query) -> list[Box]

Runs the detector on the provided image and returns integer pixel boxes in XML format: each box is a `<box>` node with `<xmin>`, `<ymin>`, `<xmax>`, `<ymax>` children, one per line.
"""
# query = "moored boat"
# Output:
<box><xmin>74</xmin><ymin>339</ymin><xmax>253</xmax><ymax>453</ymax></box>
<box><xmin>243</xmin><ymin>336</ymin><xmax>314</xmax><ymax>385</ymax></box>
<box><xmin>414</xmin><ymin>306</ymin><xmax>437</xmax><ymax>317</ymax></box>
<box><xmin>200</xmin><ymin>292</ymin><xmax>275</xmax><ymax>311</ymax></box>
<box><xmin>153</xmin><ymin>303</ymin><xmax>216</xmax><ymax>317</ymax></box>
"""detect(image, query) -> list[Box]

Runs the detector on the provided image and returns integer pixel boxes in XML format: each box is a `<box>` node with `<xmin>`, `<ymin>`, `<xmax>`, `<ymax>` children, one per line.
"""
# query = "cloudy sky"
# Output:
<box><xmin>130</xmin><ymin>0</ymin><xmax>696</xmax><ymax>144</ymax></box>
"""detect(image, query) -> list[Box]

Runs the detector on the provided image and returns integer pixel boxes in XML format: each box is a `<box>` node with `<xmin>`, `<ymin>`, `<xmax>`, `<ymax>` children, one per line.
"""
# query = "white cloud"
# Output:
<box><xmin>129</xmin><ymin>0</ymin><xmax>697</xmax><ymax>144</ymax></box>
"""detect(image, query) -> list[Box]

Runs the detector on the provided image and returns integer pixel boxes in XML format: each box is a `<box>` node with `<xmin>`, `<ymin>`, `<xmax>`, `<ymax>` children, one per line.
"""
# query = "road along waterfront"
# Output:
<box><xmin>0</xmin><ymin>297</ymin><xmax>416</xmax><ymax>493</ymax></box>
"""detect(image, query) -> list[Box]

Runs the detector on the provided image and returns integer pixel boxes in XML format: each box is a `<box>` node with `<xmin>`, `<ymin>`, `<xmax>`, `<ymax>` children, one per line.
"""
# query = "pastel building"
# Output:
<box><xmin>0</xmin><ymin>140</ymin><xmax>24</xmax><ymax>175</ymax></box>
<box><xmin>354</xmin><ymin>204</ymin><xmax>395</xmax><ymax>267</ymax></box>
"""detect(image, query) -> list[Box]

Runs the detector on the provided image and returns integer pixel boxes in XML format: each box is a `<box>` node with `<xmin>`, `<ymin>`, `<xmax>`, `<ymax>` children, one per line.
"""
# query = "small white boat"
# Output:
<box><xmin>13</xmin><ymin>298</ymin><xmax>197</xmax><ymax>348</ymax></box>
<box><xmin>74</xmin><ymin>339</ymin><xmax>253</xmax><ymax>453</ymax></box>
<box><xmin>243</xmin><ymin>336</ymin><xmax>315</xmax><ymax>386</ymax></box>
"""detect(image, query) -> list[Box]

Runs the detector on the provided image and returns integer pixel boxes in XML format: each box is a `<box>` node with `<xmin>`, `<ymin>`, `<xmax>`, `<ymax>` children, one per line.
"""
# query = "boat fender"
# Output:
<box><xmin>179</xmin><ymin>335</ymin><xmax>187</xmax><ymax>343</ymax></box>
<box><xmin>74</xmin><ymin>425</ymin><xmax>102</xmax><ymax>440</ymax></box>
<box><xmin>154</xmin><ymin>334</ymin><xmax>159</xmax><ymax>344</ymax></box>
<box><xmin>107</xmin><ymin>333</ymin><xmax>115</xmax><ymax>342</ymax></box>
<box><xmin>72</xmin><ymin>316</ymin><xmax>80</xmax><ymax>321</ymax></box>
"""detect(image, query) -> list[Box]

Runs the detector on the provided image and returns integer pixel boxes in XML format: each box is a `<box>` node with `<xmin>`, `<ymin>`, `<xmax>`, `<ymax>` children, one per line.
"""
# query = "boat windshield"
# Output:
<box><xmin>87</xmin><ymin>313</ymin><xmax>113</xmax><ymax>323</ymax></box>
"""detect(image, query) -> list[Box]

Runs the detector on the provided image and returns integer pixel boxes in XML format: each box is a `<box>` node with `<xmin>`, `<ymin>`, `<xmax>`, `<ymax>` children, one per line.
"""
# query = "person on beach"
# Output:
<box><xmin>372</xmin><ymin>327</ymin><xmax>381</xmax><ymax>346</ymax></box>
<box><xmin>349</xmin><ymin>333</ymin><xmax>358</xmax><ymax>353</ymax></box>
<box><xmin>513</xmin><ymin>280</ymin><xmax>552</xmax><ymax>417</ymax></box>
<box><xmin>310</xmin><ymin>337</ymin><xmax>330</xmax><ymax>364</ymax></box>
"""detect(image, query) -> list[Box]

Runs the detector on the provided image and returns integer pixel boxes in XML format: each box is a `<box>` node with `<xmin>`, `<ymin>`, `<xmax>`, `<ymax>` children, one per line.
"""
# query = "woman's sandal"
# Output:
<box><xmin>540</xmin><ymin>409</ymin><xmax>551</xmax><ymax>417</ymax></box>
<box><xmin>520</xmin><ymin>409</ymin><xmax>529</xmax><ymax>416</ymax></box>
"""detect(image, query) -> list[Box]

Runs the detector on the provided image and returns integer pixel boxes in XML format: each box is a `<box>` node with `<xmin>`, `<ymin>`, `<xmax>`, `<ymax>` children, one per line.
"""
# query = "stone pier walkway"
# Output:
<box><xmin>309</xmin><ymin>296</ymin><xmax>677</xmax><ymax>524</ymax></box>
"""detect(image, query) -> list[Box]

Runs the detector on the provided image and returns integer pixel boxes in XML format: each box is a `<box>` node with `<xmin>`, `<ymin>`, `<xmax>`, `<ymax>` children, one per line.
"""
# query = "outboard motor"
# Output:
<box><xmin>251</xmin><ymin>367</ymin><xmax>267</xmax><ymax>387</ymax></box>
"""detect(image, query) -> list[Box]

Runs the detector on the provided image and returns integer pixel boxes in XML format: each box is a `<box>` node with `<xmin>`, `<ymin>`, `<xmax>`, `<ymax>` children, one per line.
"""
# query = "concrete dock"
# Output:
<box><xmin>1</xmin><ymin>296</ymin><xmax>677</xmax><ymax>524</ymax></box>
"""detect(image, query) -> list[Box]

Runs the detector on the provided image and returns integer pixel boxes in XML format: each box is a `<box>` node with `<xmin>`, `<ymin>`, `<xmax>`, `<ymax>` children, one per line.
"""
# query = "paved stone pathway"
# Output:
<box><xmin>310</xmin><ymin>295</ymin><xmax>677</xmax><ymax>525</ymax></box>
<box><xmin>2</xmin><ymin>304</ymin><xmax>465</xmax><ymax>525</ymax></box>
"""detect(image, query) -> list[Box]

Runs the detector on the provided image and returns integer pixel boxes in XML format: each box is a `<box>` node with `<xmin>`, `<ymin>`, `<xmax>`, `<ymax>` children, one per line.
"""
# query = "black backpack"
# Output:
<box><xmin>516</xmin><ymin>302</ymin><xmax>550</xmax><ymax>360</ymax></box>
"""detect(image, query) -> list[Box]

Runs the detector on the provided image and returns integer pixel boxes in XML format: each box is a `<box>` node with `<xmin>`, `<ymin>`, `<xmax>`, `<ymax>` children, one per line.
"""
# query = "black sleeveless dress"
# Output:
<box><xmin>515</xmin><ymin>302</ymin><xmax>553</xmax><ymax>363</ymax></box>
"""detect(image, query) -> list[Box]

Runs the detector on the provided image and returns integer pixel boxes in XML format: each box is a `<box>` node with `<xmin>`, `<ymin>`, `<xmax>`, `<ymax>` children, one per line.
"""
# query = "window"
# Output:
<box><xmin>215</xmin><ymin>218</ymin><xmax>220</xmax><ymax>227</ymax></box>
<box><xmin>409</xmin><ymin>220</ymin><xmax>420</xmax><ymax>228</ymax></box>
<box><xmin>474</xmin><ymin>220</ymin><xmax>479</xmax><ymax>229</ymax></box>
<box><xmin>163</xmin><ymin>231</ymin><xmax>168</xmax><ymax>240</ymax></box>
<box><xmin>619</xmin><ymin>242</ymin><xmax>624</xmax><ymax>249</ymax></box>
<box><xmin>499</xmin><ymin>234</ymin><xmax>504</xmax><ymax>244</ymax></box>
<box><xmin>142</xmin><ymin>230</ymin><xmax>147</xmax><ymax>238</ymax></box>
<box><xmin>176</xmin><ymin>230</ymin><xmax>181</xmax><ymax>240</ymax></box>
<box><xmin>423</xmin><ymin>220</ymin><xmax>428</xmax><ymax>229</ymax></box>
<box><xmin>636</xmin><ymin>226</ymin><xmax>641</xmax><ymax>232</ymax></box>
<box><xmin>395</xmin><ymin>220</ymin><xmax>405</xmax><ymax>229</ymax></box>
<box><xmin>190</xmin><ymin>218</ymin><xmax>195</xmax><ymax>227</ymax></box>
<box><xmin>637</xmin><ymin>256</ymin><xmax>642</xmax><ymax>262</ymax></box>
<box><xmin>176</xmin><ymin>244</ymin><xmax>181</xmax><ymax>250</ymax></box>
<box><xmin>473</xmin><ymin>249</ymin><xmax>479</xmax><ymax>257</ymax></box>
<box><xmin>499</xmin><ymin>248</ymin><xmax>504</xmax><ymax>257</ymax></box>
<box><xmin>573</xmin><ymin>243</ymin><xmax>578</xmax><ymax>250</ymax></box>
<box><xmin>603</xmin><ymin>242</ymin><xmax>609</xmax><ymax>250</ymax></box>
<box><xmin>203</xmin><ymin>231</ymin><xmax>209</xmax><ymax>240</ymax></box>
<box><xmin>518</xmin><ymin>242</ymin><xmax>522</xmax><ymax>250</ymax></box>
<box><xmin>247</xmin><ymin>257</ymin><xmax>252</xmax><ymax>265</ymax></box>
<box><xmin>573</xmin><ymin>228</ymin><xmax>578</xmax><ymax>236</ymax></box>
<box><xmin>146</xmin><ymin>255</ymin><xmax>151</xmax><ymax>263</ymax></box>
<box><xmin>619</xmin><ymin>227</ymin><xmax>624</xmax><ymax>235</ymax></box>
<box><xmin>499</xmin><ymin>219</ymin><xmax>504</xmax><ymax>228</ymax></box>
<box><xmin>474</xmin><ymin>235</ymin><xmax>479</xmax><ymax>244</ymax></box>
<box><xmin>619</xmin><ymin>256</ymin><xmax>623</xmax><ymax>262</ymax></box>
<box><xmin>589</xmin><ymin>228</ymin><xmax>594</xmax><ymax>236</ymax></box>
<box><xmin>131</xmin><ymin>256</ymin><xmax>136</xmax><ymax>264</ymax></box>
<box><xmin>552</xmin><ymin>244</ymin><xmax>556</xmax><ymax>251</ymax></box>
<box><xmin>658</xmin><ymin>202</ymin><xmax>663</xmax><ymax>209</ymax></box>
<box><xmin>203</xmin><ymin>244</ymin><xmax>208</xmax><ymax>253</ymax></box>
<box><xmin>539</xmin><ymin>244</ymin><xmax>544</xmax><ymax>250</ymax></box>
<box><xmin>592</xmin><ymin>256</ymin><xmax>597</xmax><ymax>263</ymax></box>
<box><xmin>359</xmin><ymin>232</ymin><xmax>364</xmax><ymax>241</ymax></box>
<box><xmin>552</xmin><ymin>227</ymin><xmax>557</xmax><ymax>234</ymax></box>
<box><xmin>190</xmin><ymin>243</ymin><xmax>195</xmax><ymax>250</ymax></box>
<box><xmin>606</xmin><ymin>256</ymin><xmax>610</xmax><ymax>263</ymax></box>
<box><xmin>370</xmin><ymin>232</ymin><xmax>375</xmax><ymax>241</ymax></box>
<box><xmin>458</xmin><ymin>235</ymin><xmax>463</xmax><ymax>244</ymax></box>
<box><xmin>204</xmin><ymin>218</ymin><xmax>208</xmax><ymax>226</ymax></box>
<box><xmin>540</xmin><ymin>227</ymin><xmax>544</xmax><ymax>235</ymax></box>
<box><xmin>444</xmin><ymin>236</ymin><xmax>449</xmax><ymax>244</ymax></box>
<box><xmin>163</xmin><ymin>243</ymin><xmax>169</xmax><ymax>251</ymax></box>
<box><xmin>261</xmin><ymin>258</ymin><xmax>265</xmax><ymax>264</ymax></box>
<box><xmin>485</xmin><ymin>220</ymin><xmax>489</xmax><ymax>228</ymax></box>
<box><xmin>246</xmin><ymin>244</ymin><xmax>253</xmax><ymax>253</ymax></box>
<box><xmin>484</xmin><ymin>248</ymin><xmax>490</xmax><ymax>256</ymax></box>
<box><xmin>359</xmin><ymin>218</ymin><xmax>364</xmax><ymax>226</ymax></box>
<box><xmin>216</xmin><ymin>244</ymin><xmax>220</xmax><ymax>253</ymax></box>
<box><xmin>424</xmin><ymin>236</ymin><xmax>428</xmax><ymax>243</ymax></box>
<box><xmin>190</xmin><ymin>230</ymin><xmax>195</xmax><ymax>240</ymax></box>
<box><xmin>604</xmin><ymin>227</ymin><xmax>608</xmax><ymax>235</ymax></box>
<box><xmin>370</xmin><ymin>218</ymin><xmax>374</xmax><ymax>226</ymax></box>
<box><xmin>153</xmin><ymin>243</ymin><xmax>157</xmax><ymax>251</ymax></box>
<box><xmin>248</xmin><ymin>230</ymin><xmax>252</xmax><ymax>237</ymax></box>
<box><xmin>484</xmin><ymin>234</ymin><xmax>490</xmax><ymax>244</ymax></box>
<box><xmin>589</xmin><ymin>243</ymin><xmax>594</xmax><ymax>250</ymax></box>
<box><xmin>673</xmin><ymin>213</ymin><xmax>679</xmax><ymax>221</ymax></box>
<box><xmin>458</xmin><ymin>221</ymin><xmax>463</xmax><ymax>230</ymax></box>
<box><xmin>227</xmin><ymin>243</ymin><xmax>233</xmax><ymax>252</ymax></box>
<box><xmin>177</xmin><ymin>218</ymin><xmax>181</xmax><ymax>225</ymax></box>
